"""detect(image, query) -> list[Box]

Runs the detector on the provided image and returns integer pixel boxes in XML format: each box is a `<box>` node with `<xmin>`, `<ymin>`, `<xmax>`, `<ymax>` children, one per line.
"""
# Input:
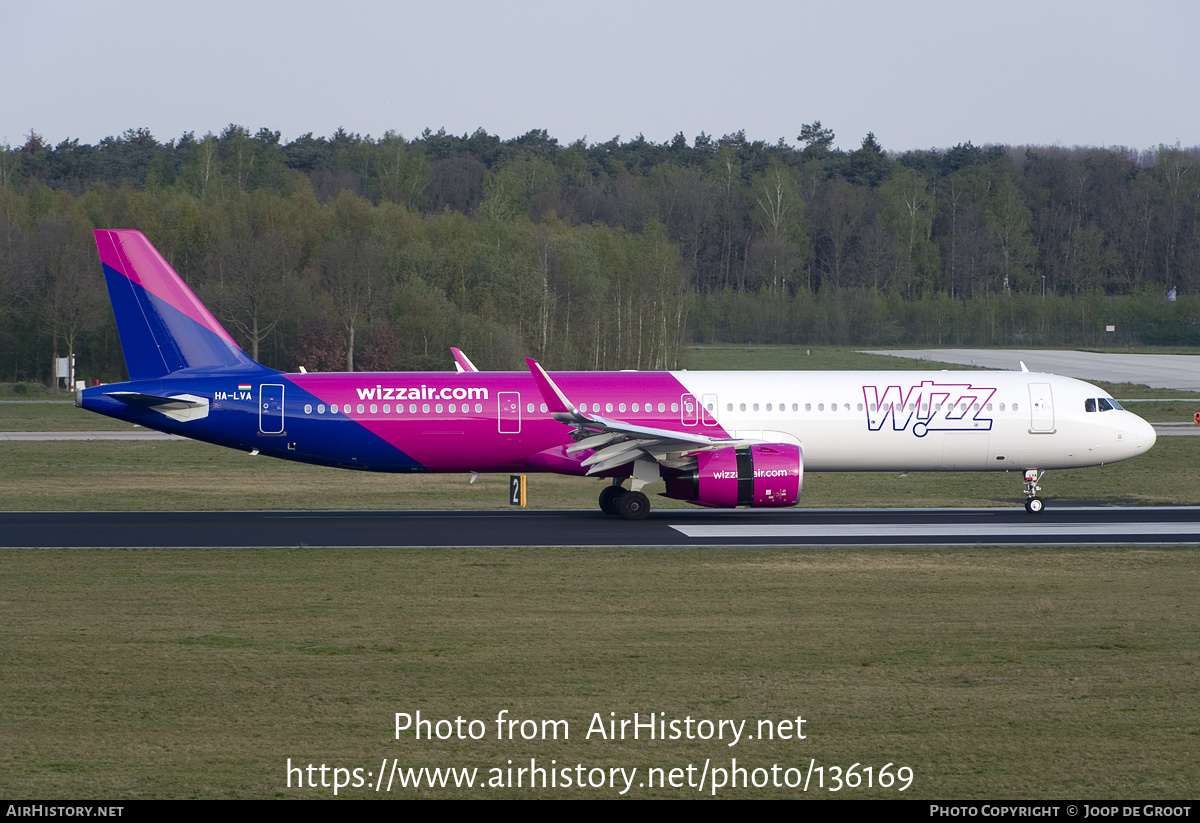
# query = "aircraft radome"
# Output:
<box><xmin>78</xmin><ymin>230</ymin><xmax>1157</xmax><ymax>520</ymax></box>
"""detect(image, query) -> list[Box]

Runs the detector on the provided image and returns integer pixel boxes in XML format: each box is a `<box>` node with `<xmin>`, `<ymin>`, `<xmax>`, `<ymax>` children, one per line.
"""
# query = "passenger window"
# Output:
<box><xmin>752</xmin><ymin>403</ymin><xmax>759</xmax><ymax>412</ymax></box>
<box><xmin>805</xmin><ymin>403</ymin><xmax>811</xmax><ymax>411</ymax></box>
<box><xmin>632</xmin><ymin>403</ymin><xmax>639</xmax><ymax>412</ymax></box>
<box><xmin>739</xmin><ymin>403</ymin><xmax>746</xmax><ymax>412</ymax></box>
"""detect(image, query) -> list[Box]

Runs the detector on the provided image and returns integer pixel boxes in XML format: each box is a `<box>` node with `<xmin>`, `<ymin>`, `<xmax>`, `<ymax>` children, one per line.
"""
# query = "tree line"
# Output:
<box><xmin>1</xmin><ymin>125</ymin><xmax>1197</xmax><ymax>384</ymax></box>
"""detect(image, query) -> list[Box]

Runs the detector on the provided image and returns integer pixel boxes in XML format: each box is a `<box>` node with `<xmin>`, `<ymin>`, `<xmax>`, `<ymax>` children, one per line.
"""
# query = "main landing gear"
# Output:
<box><xmin>598</xmin><ymin>479</ymin><xmax>650</xmax><ymax>521</ymax></box>
<box><xmin>1023</xmin><ymin>469</ymin><xmax>1045</xmax><ymax>514</ymax></box>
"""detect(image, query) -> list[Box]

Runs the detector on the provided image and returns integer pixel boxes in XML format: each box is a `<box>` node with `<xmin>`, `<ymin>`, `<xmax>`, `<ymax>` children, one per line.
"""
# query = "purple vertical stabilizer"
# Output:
<box><xmin>94</xmin><ymin>230</ymin><xmax>262</xmax><ymax>380</ymax></box>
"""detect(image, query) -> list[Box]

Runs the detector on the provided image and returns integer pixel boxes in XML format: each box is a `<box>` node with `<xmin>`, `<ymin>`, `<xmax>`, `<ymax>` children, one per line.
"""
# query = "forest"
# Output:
<box><xmin>1</xmin><ymin>123</ymin><xmax>1197</xmax><ymax>385</ymax></box>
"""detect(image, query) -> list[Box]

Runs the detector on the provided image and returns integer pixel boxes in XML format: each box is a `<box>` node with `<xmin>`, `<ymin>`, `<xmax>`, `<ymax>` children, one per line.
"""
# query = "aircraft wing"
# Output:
<box><xmin>526</xmin><ymin>359</ymin><xmax>730</xmax><ymax>474</ymax></box>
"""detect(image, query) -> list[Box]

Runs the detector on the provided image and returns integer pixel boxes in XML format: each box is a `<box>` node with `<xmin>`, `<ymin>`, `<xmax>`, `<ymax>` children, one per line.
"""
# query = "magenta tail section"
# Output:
<box><xmin>94</xmin><ymin>230</ymin><xmax>262</xmax><ymax>380</ymax></box>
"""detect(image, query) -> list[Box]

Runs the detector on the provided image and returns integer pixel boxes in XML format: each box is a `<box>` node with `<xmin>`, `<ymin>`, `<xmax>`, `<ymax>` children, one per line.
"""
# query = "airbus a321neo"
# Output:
<box><xmin>77</xmin><ymin>230</ymin><xmax>1156</xmax><ymax>519</ymax></box>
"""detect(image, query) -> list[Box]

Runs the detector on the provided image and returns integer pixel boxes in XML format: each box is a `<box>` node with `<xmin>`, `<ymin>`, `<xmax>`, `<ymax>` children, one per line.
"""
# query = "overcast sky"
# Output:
<box><xmin>4</xmin><ymin>0</ymin><xmax>1197</xmax><ymax>154</ymax></box>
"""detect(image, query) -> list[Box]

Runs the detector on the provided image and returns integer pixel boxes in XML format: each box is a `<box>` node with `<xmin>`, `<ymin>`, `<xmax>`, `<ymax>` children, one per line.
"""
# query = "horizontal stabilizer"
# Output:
<box><xmin>107</xmin><ymin>392</ymin><xmax>210</xmax><ymax>422</ymax></box>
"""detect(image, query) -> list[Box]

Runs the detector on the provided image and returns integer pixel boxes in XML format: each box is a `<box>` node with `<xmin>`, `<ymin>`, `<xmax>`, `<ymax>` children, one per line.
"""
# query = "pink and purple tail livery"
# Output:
<box><xmin>95</xmin><ymin>230</ymin><xmax>259</xmax><ymax>380</ymax></box>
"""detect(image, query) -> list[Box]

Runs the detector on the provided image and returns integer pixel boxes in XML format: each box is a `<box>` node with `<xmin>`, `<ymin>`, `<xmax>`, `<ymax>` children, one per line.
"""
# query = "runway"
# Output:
<box><xmin>863</xmin><ymin>348</ymin><xmax>1200</xmax><ymax>392</ymax></box>
<box><xmin>3</xmin><ymin>506</ymin><xmax>1197</xmax><ymax>548</ymax></box>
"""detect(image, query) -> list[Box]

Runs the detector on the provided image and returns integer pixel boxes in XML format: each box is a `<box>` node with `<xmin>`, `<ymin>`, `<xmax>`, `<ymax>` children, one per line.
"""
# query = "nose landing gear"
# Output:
<box><xmin>1023</xmin><ymin>469</ymin><xmax>1045</xmax><ymax>514</ymax></box>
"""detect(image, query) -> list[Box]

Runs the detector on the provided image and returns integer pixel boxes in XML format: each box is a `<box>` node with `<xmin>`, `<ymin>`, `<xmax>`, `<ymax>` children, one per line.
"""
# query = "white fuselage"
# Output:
<box><xmin>667</xmin><ymin>370</ymin><xmax>1155</xmax><ymax>472</ymax></box>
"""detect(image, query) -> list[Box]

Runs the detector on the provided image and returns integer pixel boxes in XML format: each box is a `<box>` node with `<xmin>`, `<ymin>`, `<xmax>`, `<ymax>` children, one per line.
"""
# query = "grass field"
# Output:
<box><xmin>2</xmin><ymin>346</ymin><xmax>1198</xmax><ymax>799</ymax></box>
<box><xmin>2</xmin><ymin>546</ymin><xmax>1198</xmax><ymax>799</ymax></box>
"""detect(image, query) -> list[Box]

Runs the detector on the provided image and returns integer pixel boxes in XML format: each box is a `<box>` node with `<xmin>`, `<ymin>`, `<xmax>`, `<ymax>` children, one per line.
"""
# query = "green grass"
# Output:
<box><xmin>2</xmin><ymin>546</ymin><xmax>1198</xmax><ymax>798</ymax></box>
<box><xmin>0</xmin><ymin>383</ymin><xmax>65</xmax><ymax>400</ymax></box>
<box><xmin>0</xmin><ymin>401</ymin><xmax>131</xmax><ymax>431</ymax></box>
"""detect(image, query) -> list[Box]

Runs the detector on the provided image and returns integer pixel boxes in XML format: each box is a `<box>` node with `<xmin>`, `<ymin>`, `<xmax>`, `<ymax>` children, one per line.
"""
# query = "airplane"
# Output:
<box><xmin>78</xmin><ymin>230</ymin><xmax>1157</xmax><ymax>520</ymax></box>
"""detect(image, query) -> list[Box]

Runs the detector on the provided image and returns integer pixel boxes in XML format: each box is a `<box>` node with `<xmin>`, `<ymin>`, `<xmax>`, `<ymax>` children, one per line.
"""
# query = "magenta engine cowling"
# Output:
<box><xmin>664</xmin><ymin>443</ymin><xmax>803</xmax><ymax>508</ymax></box>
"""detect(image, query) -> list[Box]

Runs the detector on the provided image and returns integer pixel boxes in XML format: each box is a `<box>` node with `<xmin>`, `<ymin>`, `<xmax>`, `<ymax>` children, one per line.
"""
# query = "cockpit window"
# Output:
<box><xmin>1085</xmin><ymin>398</ymin><xmax>1097</xmax><ymax>412</ymax></box>
<box><xmin>1098</xmin><ymin>397</ymin><xmax>1120</xmax><ymax>411</ymax></box>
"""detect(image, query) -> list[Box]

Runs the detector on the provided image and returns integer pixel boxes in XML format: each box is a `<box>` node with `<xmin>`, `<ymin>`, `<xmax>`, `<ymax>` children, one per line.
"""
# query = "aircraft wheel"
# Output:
<box><xmin>599</xmin><ymin>485</ymin><xmax>623</xmax><ymax>516</ymax></box>
<box><xmin>1025</xmin><ymin>497</ymin><xmax>1045</xmax><ymax>514</ymax></box>
<box><xmin>618</xmin><ymin>490</ymin><xmax>650</xmax><ymax>521</ymax></box>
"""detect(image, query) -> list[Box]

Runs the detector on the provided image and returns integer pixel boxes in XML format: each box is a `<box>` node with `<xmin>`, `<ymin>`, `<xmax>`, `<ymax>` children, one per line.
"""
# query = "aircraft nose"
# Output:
<box><xmin>1128</xmin><ymin>413</ymin><xmax>1156</xmax><ymax>454</ymax></box>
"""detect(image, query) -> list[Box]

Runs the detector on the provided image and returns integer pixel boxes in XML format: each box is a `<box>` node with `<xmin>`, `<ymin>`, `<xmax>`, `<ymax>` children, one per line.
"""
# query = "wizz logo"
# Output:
<box><xmin>863</xmin><ymin>381</ymin><xmax>997</xmax><ymax>437</ymax></box>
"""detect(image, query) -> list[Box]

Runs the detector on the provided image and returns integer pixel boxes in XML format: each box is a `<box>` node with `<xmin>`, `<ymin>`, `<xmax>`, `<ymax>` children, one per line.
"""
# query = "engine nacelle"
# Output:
<box><xmin>663</xmin><ymin>443</ymin><xmax>802</xmax><ymax>508</ymax></box>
